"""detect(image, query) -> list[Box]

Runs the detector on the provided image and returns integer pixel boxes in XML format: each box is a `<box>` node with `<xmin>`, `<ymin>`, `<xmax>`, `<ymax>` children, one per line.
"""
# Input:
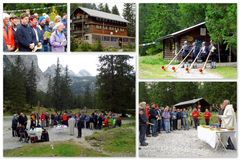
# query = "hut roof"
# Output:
<box><xmin>160</xmin><ymin>22</ymin><xmax>206</xmax><ymax>40</ymax></box>
<box><xmin>173</xmin><ymin>97</ymin><xmax>210</xmax><ymax>108</ymax></box>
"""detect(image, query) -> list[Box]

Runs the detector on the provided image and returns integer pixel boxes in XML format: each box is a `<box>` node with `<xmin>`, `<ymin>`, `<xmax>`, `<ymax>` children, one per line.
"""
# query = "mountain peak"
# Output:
<box><xmin>77</xmin><ymin>69</ymin><xmax>91</xmax><ymax>77</ymax></box>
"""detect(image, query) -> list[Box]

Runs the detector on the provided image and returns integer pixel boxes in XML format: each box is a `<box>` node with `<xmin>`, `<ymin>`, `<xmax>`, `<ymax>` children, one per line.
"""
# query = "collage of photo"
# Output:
<box><xmin>1</xmin><ymin>1</ymin><xmax>238</xmax><ymax>159</ymax></box>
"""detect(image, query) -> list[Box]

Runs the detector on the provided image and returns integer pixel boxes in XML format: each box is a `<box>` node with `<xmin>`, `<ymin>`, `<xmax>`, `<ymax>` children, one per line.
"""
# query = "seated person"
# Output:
<box><xmin>41</xmin><ymin>129</ymin><xmax>49</xmax><ymax>142</ymax></box>
<box><xmin>19</xmin><ymin>125</ymin><xmax>29</xmax><ymax>143</ymax></box>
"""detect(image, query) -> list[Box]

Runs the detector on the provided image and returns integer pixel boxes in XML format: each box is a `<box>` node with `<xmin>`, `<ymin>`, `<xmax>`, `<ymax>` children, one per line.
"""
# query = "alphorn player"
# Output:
<box><xmin>209</xmin><ymin>40</ymin><xmax>217</xmax><ymax>69</ymax></box>
<box><xmin>191</xmin><ymin>42</ymin><xmax>199</xmax><ymax>69</ymax></box>
<box><xmin>180</xmin><ymin>41</ymin><xmax>190</xmax><ymax>68</ymax></box>
<box><xmin>200</xmin><ymin>41</ymin><xmax>209</xmax><ymax>62</ymax></box>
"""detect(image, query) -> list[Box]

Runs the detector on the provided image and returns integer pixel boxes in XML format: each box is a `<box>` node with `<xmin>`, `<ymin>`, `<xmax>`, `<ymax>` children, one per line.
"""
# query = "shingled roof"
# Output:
<box><xmin>73</xmin><ymin>7</ymin><xmax>129</xmax><ymax>23</ymax></box>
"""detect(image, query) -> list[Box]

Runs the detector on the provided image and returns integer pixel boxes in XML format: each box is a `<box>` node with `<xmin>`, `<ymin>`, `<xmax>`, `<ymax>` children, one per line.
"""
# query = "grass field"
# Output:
<box><xmin>139</xmin><ymin>53</ymin><xmax>175</xmax><ymax>79</ymax></box>
<box><xmin>85</xmin><ymin>123</ymin><xmax>135</xmax><ymax>157</ymax></box>
<box><xmin>4</xmin><ymin>141</ymin><xmax>107</xmax><ymax>157</ymax></box>
<box><xmin>139</xmin><ymin>53</ymin><xmax>237</xmax><ymax>79</ymax></box>
<box><xmin>208</xmin><ymin>66</ymin><xmax>237</xmax><ymax>79</ymax></box>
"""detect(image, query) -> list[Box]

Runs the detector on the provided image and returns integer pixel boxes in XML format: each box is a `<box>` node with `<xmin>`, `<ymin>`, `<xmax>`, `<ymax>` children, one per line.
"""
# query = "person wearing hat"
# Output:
<box><xmin>10</xmin><ymin>14</ymin><xmax>19</xmax><ymax>32</ymax></box>
<box><xmin>180</xmin><ymin>41</ymin><xmax>190</xmax><ymax>68</ymax></box>
<box><xmin>38</xmin><ymin>15</ymin><xmax>52</xmax><ymax>52</ymax></box>
<box><xmin>3</xmin><ymin>13</ymin><xmax>15</xmax><ymax>51</ymax></box>
<box><xmin>15</xmin><ymin>13</ymin><xmax>36</xmax><ymax>51</ymax></box>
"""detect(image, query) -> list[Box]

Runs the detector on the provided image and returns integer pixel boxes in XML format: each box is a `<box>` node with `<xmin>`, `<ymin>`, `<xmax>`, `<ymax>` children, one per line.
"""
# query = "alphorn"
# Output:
<box><xmin>199</xmin><ymin>51</ymin><xmax>212</xmax><ymax>73</ymax></box>
<box><xmin>161</xmin><ymin>48</ymin><xmax>183</xmax><ymax>71</ymax></box>
<box><xmin>185</xmin><ymin>49</ymin><xmax>202</xmax><ymax>73</ymax></box>
<box><xmin>172</xmin><ymin>48</ymin><xmax>193</xmax><ymax>72</ymax></box>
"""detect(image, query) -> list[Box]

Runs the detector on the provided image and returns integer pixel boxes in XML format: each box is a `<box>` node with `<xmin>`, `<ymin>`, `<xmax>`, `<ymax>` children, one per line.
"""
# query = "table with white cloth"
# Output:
<box><xmin>28</xmin><ymin>127</ymin><xmax>43</xmax><ymax>139</ymax></box>
<box><xmin>197</xmin><ymin>126</ymin><xmax>237</xmax><ymax>150</ymax></box>
<box><xmin>54</xmin><ymin>124</ymin><xmax>68</xmax><ymax>133</ymax></box>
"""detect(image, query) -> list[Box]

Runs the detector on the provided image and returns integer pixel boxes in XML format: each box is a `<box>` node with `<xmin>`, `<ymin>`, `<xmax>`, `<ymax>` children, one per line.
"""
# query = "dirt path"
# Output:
<box><xmin>139</xmin><ymin>129</ymin><xmax>237</xmax><ymax>158</ymax></box>
<box><xmin>167</xmin><ymin>64</ymin><xmax>222</xmax><ymax>79</ymax></box>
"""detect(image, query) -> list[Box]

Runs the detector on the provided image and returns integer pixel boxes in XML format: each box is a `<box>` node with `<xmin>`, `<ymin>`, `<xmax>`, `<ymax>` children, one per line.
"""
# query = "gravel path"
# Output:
<box><xmin>167</xmin><ymin>64</ymin><xmax>222</xmax><ymax>79</ymax></box>
<box><xmin>3</xmin><ymin>116</ymin><xmax>94</xmax><ymax>150</ymax></box>
<box><xmin>4</xmin><ymin>116</ymin><xmax>134</xmax><ymax>151</ymax></box>
<box><xmin>139</xmin><ymin>129</ymin><xmax>237</xmax><ymax>158</ymax></box>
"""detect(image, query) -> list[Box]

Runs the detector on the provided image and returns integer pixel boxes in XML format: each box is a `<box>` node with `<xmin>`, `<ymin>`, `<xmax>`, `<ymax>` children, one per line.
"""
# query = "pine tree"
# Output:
<box><xmin>112</xmin><ymin>5</ymin><xmax>120</xmax><ymax>15</ymax></box>
<box><xmin>104</xmin><ymin>3</ymin><xmax>111</xmax><ymax>13</ymax></box>
<box><xmin>60</xmin><ymin>65</ymin><xmax>73</xmax><ymax>110</ymax></box>
<box><xmin>83</xmin><ymin>83</ymin><xmax>92</xmax><ymax>108</ymax></box>
<box><xmin>96</xmin><ymin>55</ymin><xmax>135</xmax><ymax>113</ymax></box>
<box><xmin>8</xmin><ymin>56</ymin><xmax>27</xmax><ymax>113</ymax></box>
<box><xmin>98</xmin><ymin>3</ymin><xmax>104</xmax><ymax>11</ymax></box>
<box><xmin>46</xmin><ymin>75</ymin><xmax>53</xmax><ymax>107</ymax></box>
<box><xmin>26</xmin><ymin>61</ymin><xmax>37</xmax><ymax>108</ymax></box>
<box><xmin>52</xmin><ymin>58</ymin><xmax>62</xmax><ymax>112</ymax></box>
<box><xmin>123</xmin><ymin>3</ymin><xmax>136</xmax><ymax>37</ymax></box>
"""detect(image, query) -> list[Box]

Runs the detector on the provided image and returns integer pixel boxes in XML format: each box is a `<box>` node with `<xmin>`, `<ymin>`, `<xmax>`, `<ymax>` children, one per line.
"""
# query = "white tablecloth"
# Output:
<box><xmin>197</xmin><ymin>126</ymin><xmax>236</xmax><ymax>148</ymax></box>
<box><xmin>28</xmin><ymin>128</ymin><xmax>43</xmax><ymax>139</ymax></box>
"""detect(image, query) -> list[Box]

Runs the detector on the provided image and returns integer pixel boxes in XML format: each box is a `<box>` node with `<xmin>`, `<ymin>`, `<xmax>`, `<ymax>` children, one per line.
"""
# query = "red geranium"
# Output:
<box><xmin>161</xmin><ymin>66</ymin><xmax>165</xmax><ymax>70</ymax></box>
<box><xmin>172</xmin><ymin>66</ymin><xmax>175</xmax><ymax>71</ymax></box>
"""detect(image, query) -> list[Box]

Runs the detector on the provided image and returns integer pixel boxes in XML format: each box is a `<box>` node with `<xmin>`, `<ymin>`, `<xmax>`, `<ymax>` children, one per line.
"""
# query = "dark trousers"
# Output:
<box><xmin>139</xmin><ymin>125</ymin><xmax>147</xmax><ymax>144</ymax></box>
<box><xmin>146</xmin><ymin>124</ymin><xmax>150</xmax><ymax>135</ymax></box>
<box><xmin>157</xmin><ymin>120</ymin><xmax>161</xmax><ymax>132</ymax></box>
<box><xmin>193</xmin><ymin>118</ymin><xmax>199</xmax><ymax>129</ymax></box>
<box><xmin>78</xmin><ymin>127</ymin><xmax>82</xmax><ymax>138</ymax></box>
<box><xmin>173</xmin><ymin>119</ymin><xmax>177</xmax><ymax>130</ymax></box>
<box><xmin>151</xmin><ymin>119</ymin><xmax>157</xmax><ymax>136</ymax></box>
<box><xmin>12</xmin><ymin>128</ymin><xmax>17</xmax><ymax>137</ymax></box>
<box><xmin>205</xmin><ymin>119</ymin><xmax>210</xmax><ymax>125</ymax></box>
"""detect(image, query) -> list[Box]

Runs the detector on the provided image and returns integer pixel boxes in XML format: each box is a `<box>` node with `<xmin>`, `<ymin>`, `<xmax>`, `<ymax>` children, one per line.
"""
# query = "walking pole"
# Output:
<box><xmin>199</xmin><ymin>52</ymin><xmax>212</xmax><ymax>73</ymax></box>
<box><xmin>161</xmin><ymin>48</ymin><xmax>183</xmax><ymax>71</ymax></box>
<box><xmin>185</xmin><ymin>49</ymin><xmax>202</xmax><ymax>73</ymax></box>
<box><xmin>172</xmin><ymin>48</ymin><xmax>193</xmax><ymax>72</ymax></box>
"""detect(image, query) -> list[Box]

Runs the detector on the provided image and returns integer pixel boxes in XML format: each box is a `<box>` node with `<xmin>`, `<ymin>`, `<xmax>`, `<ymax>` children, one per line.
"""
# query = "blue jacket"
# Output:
<box><xmin>16</xmin><ymin>24</ymin><xmax>36</xmax><ymax>51</ymax></box>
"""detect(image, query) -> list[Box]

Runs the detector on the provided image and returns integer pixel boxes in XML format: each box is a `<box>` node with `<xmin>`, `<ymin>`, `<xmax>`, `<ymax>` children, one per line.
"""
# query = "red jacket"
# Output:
<box><xmin>3</xmin><ymin>26</ymin><xmax>15</xmax><ymax>49</ymax></box>
<box><xmin>192</xmin><ymin>111</ymin><xmax>200</xmax><ymax>119</ymax></box>
<box><xmin>40</xmin><ymin>114</ymin><xmax>46</xmax><ymax>121</ymax></box>
<box><xmin>204</xmin><ymin>111</ymin><xmax>211</xmax><ymax>120</ymax></box>
<box><xmin>62</xmin><ymin>114</ymin><xmax>68</xmax><ymax>121</ymax></box>
<box><xmin>145</xmin><ymin>105</ymin><xmax>149</xmax><ymax>119</ymax></box>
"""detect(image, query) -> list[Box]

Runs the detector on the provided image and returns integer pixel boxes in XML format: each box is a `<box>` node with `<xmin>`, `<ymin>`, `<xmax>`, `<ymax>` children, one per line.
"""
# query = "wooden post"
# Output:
<box><xmin>218</xmin><ymin>43</ymin><xmax>221</xmax><ymax>62</ymax></box>
<box><xmin>229</xmin><ymin>45</ymin><xmax>232</xmax><ymax>62</ymax></box>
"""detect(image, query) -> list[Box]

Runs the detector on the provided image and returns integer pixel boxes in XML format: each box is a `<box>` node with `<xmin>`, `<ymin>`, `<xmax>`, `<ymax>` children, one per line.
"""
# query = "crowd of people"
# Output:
<box><xmin>180</xmin><ymin>40</ymin><xmax>217</xmax><ymax>69</ymax></box>
<box><xmin>11</xmin><ymin>110</ymin><xmax>123</xmax><ymax>143</ymax></box>
<box><xmin>3</xmin><ymin>11</ymin><xmax>67</xmax><ymax>52</ymax></box>
<box><xmin>139</xmin><ymin>99</ymin><xmax>236</xmax><ymax>148</ymax></box>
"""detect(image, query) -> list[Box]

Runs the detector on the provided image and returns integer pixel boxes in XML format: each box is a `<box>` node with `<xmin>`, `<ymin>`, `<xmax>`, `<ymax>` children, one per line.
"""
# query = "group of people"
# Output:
<box><xmin>11</xmin><ymin>110</ymin><xmax>123</xmax><ymax>143</ymax></box>
<box><xmin>180</xmin><ymin>40</ymin><xmax>218</xmax><ymax>69</ymax></box>
<box><xmin>3</xmin><ymin>11</ymin><xmax>67</xmax><ymax>52</ymax></box>
<box><xmin>139</xmin><ymin>99</ymin><xmax>236</xmax><ymax>148</ymax></box>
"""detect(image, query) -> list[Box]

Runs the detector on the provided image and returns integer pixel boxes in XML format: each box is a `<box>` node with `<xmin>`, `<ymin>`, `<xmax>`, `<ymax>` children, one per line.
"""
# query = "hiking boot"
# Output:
<box><xmin>140</xmin><ymin>143</ymin><xmax>148</xmax><ymax>146</ymax></box>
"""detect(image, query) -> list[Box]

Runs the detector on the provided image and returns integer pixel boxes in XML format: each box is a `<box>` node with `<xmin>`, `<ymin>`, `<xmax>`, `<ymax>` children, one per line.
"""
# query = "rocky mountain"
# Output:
<box><xmin>3</xmin><ymin>55</ymin><xmax>49</xmax><ymax>92</ymax></box>
<box><xmin>3</xmin><ymin>55</ymin><xmax>96</xmax><ymax>94</ymax></box>
<box><xmin>77</xmin><ymin>69</ymin><xmax>91</xmax><ymax>77</ymax></box>
<box><xmin>43</xmin><ymin>64</ymin><xmax>76</xmax><ymax>77</ymax></box>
